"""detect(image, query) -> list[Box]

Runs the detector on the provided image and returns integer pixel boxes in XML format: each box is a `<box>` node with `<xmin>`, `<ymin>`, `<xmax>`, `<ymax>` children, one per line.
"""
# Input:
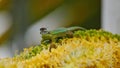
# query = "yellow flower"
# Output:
<box><xmin>0</xmin><ymin>29</ymin><xmax>120</xmax><ymax>68</ymax></box>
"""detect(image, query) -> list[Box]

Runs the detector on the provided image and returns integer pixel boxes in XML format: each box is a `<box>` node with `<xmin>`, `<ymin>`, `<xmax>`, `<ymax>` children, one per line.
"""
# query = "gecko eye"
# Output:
<box><xmin>40</xmin><ymin>27</ymin><xmax>47</xmax><ymax>31</ymax></box>
<box><xmin>40</xmin><ymin>27</ymin><xmax>49</xmax><ymax>34</ymax></box>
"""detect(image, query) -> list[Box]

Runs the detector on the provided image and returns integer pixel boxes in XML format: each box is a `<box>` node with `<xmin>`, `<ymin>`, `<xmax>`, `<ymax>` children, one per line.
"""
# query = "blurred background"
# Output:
<box><xmin>0</xmin><ymin>0</ymin><xmax>119</xmax><ymax>58</ymax></box>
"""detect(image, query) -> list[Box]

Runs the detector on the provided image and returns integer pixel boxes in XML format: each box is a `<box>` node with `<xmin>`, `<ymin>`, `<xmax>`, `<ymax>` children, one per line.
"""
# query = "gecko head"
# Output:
<box><xmin>40</xmin><ymin>27</ymin><xmax>50</xmax><ymax>35</ymax></box>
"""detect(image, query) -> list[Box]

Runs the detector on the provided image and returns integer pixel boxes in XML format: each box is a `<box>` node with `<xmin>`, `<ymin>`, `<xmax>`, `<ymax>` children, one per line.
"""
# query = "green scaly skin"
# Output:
<box><xmin>41</xmin><ymin>26</ymin><xmax>86</xmax><ymax>45</ymax></box>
